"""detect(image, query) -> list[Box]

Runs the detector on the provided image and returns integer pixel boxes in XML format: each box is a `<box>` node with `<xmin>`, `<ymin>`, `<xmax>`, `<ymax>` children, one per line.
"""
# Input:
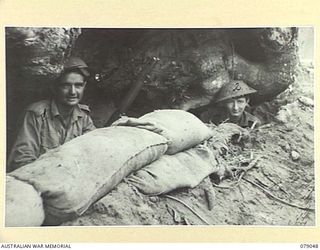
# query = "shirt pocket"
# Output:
<box><xmin>70</xmin><ymin>122</ymin><xmax>83</xmax><ymax>139</ymax></box>
<box><xmin>40</xmin><ymin>131</ymin><xmax>60</xmax><ymax>153</ymax></box>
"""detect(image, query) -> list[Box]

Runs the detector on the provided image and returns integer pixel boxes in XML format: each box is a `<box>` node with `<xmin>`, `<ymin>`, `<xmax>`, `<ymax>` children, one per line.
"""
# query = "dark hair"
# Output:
<box><xmin>56</xmin><ymin>68</ymin><xmax>89</xmax><ymax>84</ymax></box>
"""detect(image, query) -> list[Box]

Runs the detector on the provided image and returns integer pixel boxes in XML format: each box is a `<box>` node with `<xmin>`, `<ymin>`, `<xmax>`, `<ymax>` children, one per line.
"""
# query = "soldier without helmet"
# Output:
<box><xmin>8</xmin><ymin>57</ymin><xmax>96</xmax><ymax>172</ymax></box>
<box><xmin>198</xmin><ymin>80</ymin><xmax>261</xmax><ymax>128</ymax></box>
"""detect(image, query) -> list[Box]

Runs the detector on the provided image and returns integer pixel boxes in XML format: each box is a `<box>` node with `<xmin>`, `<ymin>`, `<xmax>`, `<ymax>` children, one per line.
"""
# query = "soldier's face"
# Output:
<box><xmin>224</xmin><ymin>97</ymin><xmax>248</xmax><ymax>118</ymax></box>
<box><xmin>56</xmin><ymin>72</ymin><xmax>86</xmax><ymax>107</ymax></box>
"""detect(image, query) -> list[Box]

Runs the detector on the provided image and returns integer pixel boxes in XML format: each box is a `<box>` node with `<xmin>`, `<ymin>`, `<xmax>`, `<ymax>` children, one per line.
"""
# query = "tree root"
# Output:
<box><xmin>261</xmin><ymin>168</ymin><xmax>291</xmax><ymax>196</ymax></box>
<box><xmin>163</xmin><ymin>194</ymin><xmax>210</xmax><ymax>225</ymax></box>
<box><xmin>231</xmin><ymin>156</ymin><xmax>262</xmax><ymax>172</ymax></box>
<box><xmin>251</xmin><ymin>150</ymin><xmax>300</xmax><ymax>168</ymax></box>
<box><xmin>211</xmin><ymin>156</ymin><xmax>261</xmax><ymax>189</ymax></box>
<box><xmin>243</xmin><ymin>177</ymin><xmax>315</xmax><ymax>212</ymax></box>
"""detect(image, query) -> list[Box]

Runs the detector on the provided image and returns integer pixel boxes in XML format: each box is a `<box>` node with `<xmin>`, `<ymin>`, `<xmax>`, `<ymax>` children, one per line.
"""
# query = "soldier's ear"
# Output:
<box><xmin>83</xmin><ymin>81</ymin><xmax>87</xmax><ymax>89</ymax></box>
<box><xmin>246</xmin><ymin>97</ymin><xmax>250</xmax><ymax>105</ymax></box>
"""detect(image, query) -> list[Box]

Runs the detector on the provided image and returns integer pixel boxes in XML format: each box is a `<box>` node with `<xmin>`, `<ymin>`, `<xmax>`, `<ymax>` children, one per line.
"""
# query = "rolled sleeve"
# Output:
<box><xmin>8</xmin><ymin>111</ymin><xmax>42</xmax><ymax>172</ymax></box>
<box><xmin>82</xmin><ymin>114</ymin><xmax>96</xmax><ymax>134</ymax></box>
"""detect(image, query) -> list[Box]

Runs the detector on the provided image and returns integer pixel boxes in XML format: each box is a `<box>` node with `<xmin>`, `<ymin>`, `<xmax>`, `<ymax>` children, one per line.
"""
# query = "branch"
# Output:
<box><xmin>163</xmin><ymin>194</ymin><xmax>210</xmax><ymax>225</ymax></box>
<box><xmin>243</xmin><ymin>177</ymin><xmax>315</xmax><ymax>212</ymax></box>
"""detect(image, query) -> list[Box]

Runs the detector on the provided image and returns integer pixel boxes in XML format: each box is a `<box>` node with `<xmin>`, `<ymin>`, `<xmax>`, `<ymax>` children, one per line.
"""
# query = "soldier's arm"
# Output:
<box><xmin>79</xmin><ymin>104</ymin><xmax>96</xmax><ymax>133</ymax></box>
<box><xmin>82</xmin><ymin>114</ymin><xmax>96</xmax><ymax>134</ymax></box>
<box><xmin>7</xmin><ymin>111</ymin><xmax>42</xmax><ymax>172</ymax></box>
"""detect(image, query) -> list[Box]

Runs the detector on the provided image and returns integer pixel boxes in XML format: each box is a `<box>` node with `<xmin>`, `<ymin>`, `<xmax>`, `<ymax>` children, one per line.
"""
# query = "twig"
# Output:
<box><xmin>250</xmin><ymin>120</ymin><xmax>258</xmax><ymax>130</ymax></box>
<box><xmin>304</xmin><ymin>187</ymin><xmax>315</xmax><ymax>200</ymax></box>
<box><xmin>166</xmin><ymin>204</ymin><xmax>181</xmax><ymax>223</ymax></box>
<box><xmin>243</xmin><ymin>177</ymin><xmax>315</xmax><ymax>212</ymax></box>
<box><xmin>261</xmin><ymin>169</ymin><xmax>290</xmax><ymax>196</ymax></box>
<box><xmin>211</xmin><ymin>182</ymin><xmax>233</xmax><ymax>189</ymax></box>
<box><xmin>212</xmin><ymin>156</ymin><xmax>261</xmax><ymax>189</ymax></box>
<box><xmin>256</xmin><ymin>123</ymin><xmax>273</xmax><ymax>130</ymax></box>
<box><xmin>237</xmin><ymin>184</ymin><xmax>245</xmax><ymax>200</ymax></box>
<box><xmin>201</xmin><ymin>177</ymin><xmax>216</xmax><ymax>211</ymax></box>
<box><xmin>183</xmin><ymin>217</ymin><xmax>191</xmax><ymax>225</ymax></box>
<box><xmin>231</xmin><ymin>156</ymin><xmax>262</xmax><ymax>171</ymax></box>
<box><xmin>163</xmin><ymin>195</ymin><xmax>210</xmax><ymax>225</ymax></box>
<box><xmin>251</xmin><ymin>150</ymin><xmax>300</xmax><ymax>168</ymax></box>
<box><xmin>232</xmin><ymin>171</ymin><xmax>246</xmax><ymax>189</ymax></box>
<box><xmin>232</xmin><ymin>156</ymin><xmax>261</xmax><ymax>187</ymax></box>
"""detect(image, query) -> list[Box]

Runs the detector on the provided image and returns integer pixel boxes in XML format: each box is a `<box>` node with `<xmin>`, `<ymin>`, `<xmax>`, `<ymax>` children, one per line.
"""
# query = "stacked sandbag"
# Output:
<box><xmin>128</xmin><ymin>145</ymin><xmax>218</xmax><ymax>195</ymax></box>
<box><xmin>6</xmin><ymin>176</ymin><xmax>45</xmax><ymax>227</ymax></box>
<box><xmin>8</xmin><ymin>126</ymin><xmax>168</xmax><ymax>225</ymax></box>
<box><xmin>113</xmin><ymin>109</ymin><xmax>213</xmax><ymax>154</ymax></box>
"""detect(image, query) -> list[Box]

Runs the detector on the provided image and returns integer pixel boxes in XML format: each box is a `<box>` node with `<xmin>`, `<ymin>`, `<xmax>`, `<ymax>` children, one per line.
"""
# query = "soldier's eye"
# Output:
<box><xmin>59</xmin><ymin>83</ymin><xmax>69</xmax><ymax>89</ymax></box>
<box><xmin>75</xmin><ymin>83</ymin><xmax>85</xmax><ymax>88</ymax></box>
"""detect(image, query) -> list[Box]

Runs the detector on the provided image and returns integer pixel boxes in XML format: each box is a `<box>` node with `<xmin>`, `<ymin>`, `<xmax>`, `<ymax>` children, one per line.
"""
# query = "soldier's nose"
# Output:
<box><xmin>233</xmin><ymin>102</ymin><xmax>238</xmax><ymax>109</ymax></box>
<box><xmin>69</xmin><ymin>85</ymin><xmax>76</xmax><ymax>95</ymax></box>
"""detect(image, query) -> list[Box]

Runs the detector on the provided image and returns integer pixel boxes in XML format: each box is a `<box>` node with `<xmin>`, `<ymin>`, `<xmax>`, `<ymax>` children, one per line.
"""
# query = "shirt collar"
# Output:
<box><xmin>238</xmin><ymin>111</ymin><xmax>249</xmax><ymax>127</ymax></box>
<box><xmin>50</xmin><ymin>99</ymin><xmax>83</xmax><ymax>121</ymax></box>
<box><xmin>223</xmin><ymin>111</ymin><xmax>248</xmax><ymax>127</ymax></box>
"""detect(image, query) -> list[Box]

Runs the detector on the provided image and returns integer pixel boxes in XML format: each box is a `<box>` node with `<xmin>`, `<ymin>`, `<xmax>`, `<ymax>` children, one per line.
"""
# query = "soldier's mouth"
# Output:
<box><xmin>231</xmin><ymin>111</ymin><xmax>241</xmax><ymax>116</ymax></box>
<box><xmin>66</xmin><ymin>98</ymin><xmax>78</xmax><ymax>102</ymax></box>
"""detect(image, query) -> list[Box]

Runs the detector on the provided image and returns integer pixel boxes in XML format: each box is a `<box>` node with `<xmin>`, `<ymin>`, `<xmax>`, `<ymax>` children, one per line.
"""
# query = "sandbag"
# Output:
<box><xmin>113</xmin><ymin>109</ymin><xmax>213</xmax><ymax>154</ymax></box>
<box><xmin>9</xmin><ymin>126</ymin><xmax>168</xmax><ymax>224</ymax></box>
<box><xmin>6</xmin><ymin>176</ymin><xmax>45</xmax><ymax>227</ymax></box>
<box><xmin>128</xmin><ymin>145</ymin><xmax>218</xmax><ymax>195</ymax></box>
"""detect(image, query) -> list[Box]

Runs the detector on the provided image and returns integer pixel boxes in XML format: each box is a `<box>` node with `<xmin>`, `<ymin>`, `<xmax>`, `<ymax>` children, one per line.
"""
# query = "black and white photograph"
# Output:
<box><xmin>5</xmin><ymin>27</ymin><xmax>315</xmax><ymax>227</ymax></box>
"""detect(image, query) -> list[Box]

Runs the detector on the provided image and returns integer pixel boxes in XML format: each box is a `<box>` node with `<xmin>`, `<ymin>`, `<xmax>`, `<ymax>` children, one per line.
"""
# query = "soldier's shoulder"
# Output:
<box><xmin>78</xmin><ymin>103</ymin><xmax>91</xmax><ymax>113</ymax></box>
<box><xmin>245</xmin><ymin>111</ymin><xmax>260</xmax><ymax>121</ymax></box>
<box><xmin>244</xmin><ymin>111</ymin><xmax>261</xmax><ymax>126</ymax></box>
<box><xmin>25</xmin><ymin>100</ymin><xmax>50</xmax><ymax>116</ymax></box>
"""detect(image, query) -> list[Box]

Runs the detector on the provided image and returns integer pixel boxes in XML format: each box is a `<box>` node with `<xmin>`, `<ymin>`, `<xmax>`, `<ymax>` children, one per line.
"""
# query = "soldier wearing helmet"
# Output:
<box><xmin>8</xmin><ymin>57</ymin><xmax>96</xmax><ymax>172</ymax></box>
<box><xmin>198</xmin><ymin>80</ymin><xmax>261</xmax><ymax>128</ymax></box>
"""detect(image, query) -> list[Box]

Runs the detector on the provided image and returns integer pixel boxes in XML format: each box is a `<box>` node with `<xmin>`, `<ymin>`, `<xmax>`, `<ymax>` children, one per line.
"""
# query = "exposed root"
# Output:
<box><xmin>243</xmin><ymin>177</ymin><xmax>315</xmax><ymax>212</ymax></box>
<box><xmin>211</xmin><ymin>156</ymin><xmax>261</xmax><ymax>189</ymax></box>
<box><xmin>163</xmin><ymin>194</ymin><xmax>210</xmax><ymax>225</ymax></box>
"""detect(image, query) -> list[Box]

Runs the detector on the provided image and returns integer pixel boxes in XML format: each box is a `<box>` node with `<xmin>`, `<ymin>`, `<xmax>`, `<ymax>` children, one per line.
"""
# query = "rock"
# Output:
<box><xmin>298</xmin><ymin>96</ymin><xmax>314</xmax><ymax>107</ymax></box>
<box><xmin>6</xmin><ymin>27</ymin><xmax>82</xmax><ymax>158</ymax></box>
<box><xmin>149</xmin><ymin>196</ymin><xmax>160</xmax><ymax>203</ymax></box>
<box><xmin>285</xmin><ymin>144</ymin><xmax>291</xmax><ymax>152</ymax></box>
<box><xmin>291</xmin><ymin>150</ymin><xmax>300</xmax><ymax>161</ymax></box>
<box><xmin>6</xmin><ymin>27</ymin><xmax>81</xmax><ymax>78</ymax></box>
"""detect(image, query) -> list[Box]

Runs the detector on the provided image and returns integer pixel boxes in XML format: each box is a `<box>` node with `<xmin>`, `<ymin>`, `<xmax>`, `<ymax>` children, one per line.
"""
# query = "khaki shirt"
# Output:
<box><xmin>8</xmin><ymin>99</ymin><xmax>96</xmax><ymax>172</ymax></box>
<box><xmin>199</xmin><ymin>108</ymin><xmax>261</xmax><ymax>128</ymax></box>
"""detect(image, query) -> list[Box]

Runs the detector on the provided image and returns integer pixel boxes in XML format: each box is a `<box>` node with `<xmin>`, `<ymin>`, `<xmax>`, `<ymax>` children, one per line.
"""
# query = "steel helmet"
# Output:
<box><xmin>215</xmin><ymin>80</ymin><xmax>257</xmax><ymax>103</ymax></box>
<box><xmin>63</xmin><ymin>56</ymin><xmax>90</xmax><ymax>77</ymax></box>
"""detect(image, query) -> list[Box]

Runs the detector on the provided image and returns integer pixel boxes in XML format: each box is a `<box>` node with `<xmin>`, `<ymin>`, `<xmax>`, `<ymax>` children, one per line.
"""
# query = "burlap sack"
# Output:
<box><xmin>128</xmin><ymin>145</ymin><xmax>218</xmax><ymax>195</ymax></box>
<box><xmin>9</xmin><ymin>126</ymin><xmax>168</xmax><ymax>224</ymax></box>
<box><xmin>6</xmin><ymin>176</ymin><xmax>45</xmax><ymax>227</ymax></box>
<box><xmin>113</xmin><ymin>109</ymin><xmax>213</xmax><ymax>154</ymax></box>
